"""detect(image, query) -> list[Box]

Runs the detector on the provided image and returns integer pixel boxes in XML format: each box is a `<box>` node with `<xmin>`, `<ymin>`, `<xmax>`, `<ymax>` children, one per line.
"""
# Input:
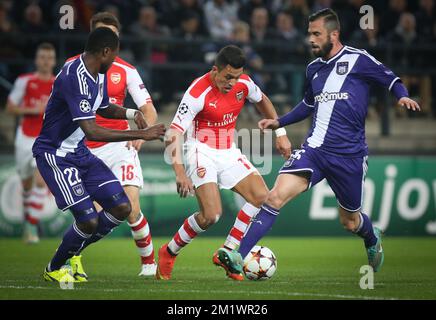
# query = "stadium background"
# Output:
<box><xmin>0</xmin><ymin>0</ymin><xmax>435</xmax><ymax>239</ymax></box>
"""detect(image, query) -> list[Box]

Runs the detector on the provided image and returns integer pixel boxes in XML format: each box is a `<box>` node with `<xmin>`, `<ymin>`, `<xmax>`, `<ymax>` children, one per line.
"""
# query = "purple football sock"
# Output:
<box><xmin>48</xmin><ymin>222</ymin><xmax>91</xmax><ymax>271</ymax></box>
<box><xmin>355</xmin><ymin>212</ymin><xmax>377</xmax><ymax>248</ymax></box>
<box><xmin>77</xmin><ymin>211</ymin><xmax>123</xmax><ymax>254</ymax></box>
<box><xmin>238</xmin><ymin>204</ymin><xmax>279</xmax><ymax>259</ymax></box>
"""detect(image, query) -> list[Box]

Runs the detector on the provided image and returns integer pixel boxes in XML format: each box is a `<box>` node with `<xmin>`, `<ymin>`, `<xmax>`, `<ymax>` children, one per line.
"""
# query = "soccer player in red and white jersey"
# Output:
<box><xmin>6</xmin><ymin>43</ymin><xmax>56</xmax><ymax>244</ymax></box>
<box><xmin>158</xmin><ymin>45</ymin><xmax>291</xmax><ymax>280</ymax></box>
<box><xmin>66</xmin><ymin>13</ymin><xmax>158</xmax><ymax>280</ymax></box>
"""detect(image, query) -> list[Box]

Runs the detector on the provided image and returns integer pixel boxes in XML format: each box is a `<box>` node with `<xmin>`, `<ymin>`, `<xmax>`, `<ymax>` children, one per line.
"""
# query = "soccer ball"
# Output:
<box><xmin>243</xmin><ymin>245</ymin><xmax>277</xmax><ymax>280</ymax></box>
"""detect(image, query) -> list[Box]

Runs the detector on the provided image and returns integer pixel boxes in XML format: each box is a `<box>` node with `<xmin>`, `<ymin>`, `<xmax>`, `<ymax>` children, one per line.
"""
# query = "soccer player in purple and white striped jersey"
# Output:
<box><xmin>32</xmin><ymin>28</ymin><xmax>165</xmax><ymax>283</ymax></box>
<box><xmin>218</xmin><ymin>8</ymin><xmax>420</xmax><ymax>275</ymax></box>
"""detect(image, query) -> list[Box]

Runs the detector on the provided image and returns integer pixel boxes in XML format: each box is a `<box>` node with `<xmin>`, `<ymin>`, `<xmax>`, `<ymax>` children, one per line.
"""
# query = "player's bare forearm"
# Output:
<box><xmin>96</xmin><ymin>103</ymin><xmax>128</xmax><ymax>119</ymax></box>
<box><xmin>165</xmin><ymin>128</ymin><xmax>193</xmax><ymax>197</ymax></box>
<box><xmin>254</xmin><ymin>94</ymin><xmax>279</xmax><ymax>120</ymax></box>
<box><xmin>165</xmin><ymin>128</ymin><xmax>185</xmax><ymax>174</ymax></box>
<box><xmin>139</xmin><ymin>102</ymin><xmax>158</xmax><ymax>125</ymax></box>
<box><xmin>79</xmin><ymin>119</ymin><xmax>165</xmax><ymax>142</ymax></box>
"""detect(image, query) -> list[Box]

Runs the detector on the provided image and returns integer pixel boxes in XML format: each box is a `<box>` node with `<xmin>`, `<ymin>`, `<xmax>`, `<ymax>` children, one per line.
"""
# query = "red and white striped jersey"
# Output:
<box><xmin>8</xmin><ymin>73</ymin><xmax>55</xmax><ymax>137</ymax></box>
<box><xmin>65</xmin><ymin>55</ymin><xmax>152</xmax><ymax>148</ymax></box>
<box><xmin>170</xmin><ymin>72</ymin><xmax>263</xmax><ymax>149</ymax></box>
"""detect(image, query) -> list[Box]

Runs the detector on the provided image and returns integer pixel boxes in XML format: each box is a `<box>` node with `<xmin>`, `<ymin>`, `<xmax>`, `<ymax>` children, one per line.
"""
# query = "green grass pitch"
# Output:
<box><xmin>1</xmin><ymin>237</ymin><xmax>435</xmax><ymax>300</ymax></box>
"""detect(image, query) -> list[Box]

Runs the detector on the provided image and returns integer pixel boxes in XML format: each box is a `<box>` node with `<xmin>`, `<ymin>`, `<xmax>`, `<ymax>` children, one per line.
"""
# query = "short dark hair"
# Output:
<box><xmin>37</xmin><ymin>42</ymin><xmax>55</xmax><ymax>52</ymax></box>
<box><xmin>308</xmin><ymin>8</ymin><xmax>340</xmax><ymax>32</ymax></box>
<box><xmin>85</xmin><ymin>27</ymin><xmax>119</xmax><ymax>54</ymax></box>
<box><xmin>90</xmin><ymin>12</ymin><xmax>121</xmax><ymax>31</ymax></box>
<box><xmin>214</xmin><ymin>45</ymin><xmax>246</xmax><ymax>70</ymax></box>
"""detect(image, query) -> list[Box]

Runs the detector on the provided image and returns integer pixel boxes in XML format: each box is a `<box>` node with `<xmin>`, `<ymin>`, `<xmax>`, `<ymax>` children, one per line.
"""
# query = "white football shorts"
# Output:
<box><xmin>90</xmin><ymin>141</ymin><xmax>144</xmax><ymax>188</ymax></box>
<box><xmin>184</xmin><ymin>141</ymin><xmax>258</xmax><ymax>189</ymax></box>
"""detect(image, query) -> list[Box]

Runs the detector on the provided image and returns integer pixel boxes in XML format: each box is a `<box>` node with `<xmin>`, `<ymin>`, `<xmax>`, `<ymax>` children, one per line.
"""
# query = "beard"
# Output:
<box><xmin>312</xmin><ymin>36</ymin><xmax>334</xmax><ymax>59</ymax></box>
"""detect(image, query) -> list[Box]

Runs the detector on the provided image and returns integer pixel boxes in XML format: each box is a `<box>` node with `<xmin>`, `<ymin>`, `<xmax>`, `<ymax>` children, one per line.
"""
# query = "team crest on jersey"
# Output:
<box><xmin>72</xmin><ymin>184</ymin><xmax>85</xmax><ymax>197</ymax></box>
<box><xmin>79</xmin><ymin>99</ymin><xmax>91</xmax><ymax>113</ymax></box>
<box><xmin>197</xmin><ymin>167</ymin><xmax>206</xmax><ymax>178</ymax></box>
<box><xmin>236</xmin><ymin>90</ymin><xmax>244</xmax><ymax>101</ymax></box>
<box><xmin>336</xmin><ymin>62</ymin><xmax>349</xmax><ymax>75</ymax></box>
<box><xmin>111</xmin><ymin>72</ymin><xmax>121</xmax><ymax>84</ymax></box>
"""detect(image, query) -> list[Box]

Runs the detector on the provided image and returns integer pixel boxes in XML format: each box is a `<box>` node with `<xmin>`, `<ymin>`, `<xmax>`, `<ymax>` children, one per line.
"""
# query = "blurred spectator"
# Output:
<box><xmin>130</xmin><ymin>5</ymin><xmax>171</xmax><ymax>103</ymax></box>
<box><xmin>271</xmin><ymin>11</ymin><xmax>306</xmax><ymax>104</ymax></box>
<box><xmin>337</xmin><ymin>0</ymin><xmax>367</xmax><ymax>41</ymax></box>
<box><xmin>0</xmin><ymin>0</ymin><xmax>15</xmax><ymax>34</ymax></box>
<box><xmin>231</xmin><ymin>20</ymin><xmax>264</xmax><ymax>89</ymax></box>
<box><xmin>389</xmin><ymin>13</ymin><xmax>431</xmax><ymax>117</ymax></box>
<box><xmin>238</xmin><ymin>0</ymin><xmax>284</xmax><ymax>23</ymax></box>
<box><xmin>250</xmin><ymin>7</ymin><xmax>273</xmax><ymax>41</ymax></box>
<box><xmin>167</xmin><ymin>0</ymin><xmax>207</xmax><ymax>35</ymax></box>
<box><xmin>380</xmin><ymin>0</ymin><xmax>408</xmax><ymax>37</ymax></box>
<box><xmin>203</xmin><ymin>0</ymin><xmax>239</xmax><ymax>40</ymax></box>
<box><xmin>129</xmin><ymin>6</ymin><xmax>171</xmax><ymax>62</ymax></box>
<box><xmin>350</xmin><ymin>15</ymin><xmax>383</xmax><ymax>47</ymax></box>
<box><xmin>249</xmin><ymin>7</ymin><xmax>276</xmax><ymax>63</ymax></box>
<box><xmin>273</xmin><ymin>11</ymin><xmax>305</xmax><ymax>56</ymax></box>
<box><xmin>388</xmin><ymin>12</ymin><xmax>418</xmax><ymax>59</ymax></box>
<box><xmin>415</xmin><ymin>0</ymin><xmax>435</xmax><ymax>42</ymax></box>
<box><xmin>351</xmin><ymin>16</ymin><xmax>387</xmax><ymax>118</ymax></box>
<box><xmin>169</xmin><ymin>10</ymin><xmax>207</xmax><ymax>93</ymax></box>
<box><xmin>433</xmin><ymin>21</ymin><xmax>436</xmax><ymax>117</ymax></box>
<box><xmin>229</xmin><ymin>20</ymin><xmax>265</xmax><ymax>119</ymax></box>
<box><xmin>238</xmin><ymin>0</ymin><xmax>269</xmax><ymax>24</ymax></box>
<box><xmin>101</xmin><ymin>4</ymin><xmax>120</xmax><ymax>22</ymax></box>
<box><xmin>281</xmin><ymin>0</ymin><xmax>310</xmax><ymax>32</ymax></box>
<box><xmin>21</xmin><ymin>3</ymin><xmax>49</xmax><ymax>34</ymax></box>
<box><xmin>0</xmin><ymin>0</ymin><xmax>21</xmax><ymax>80</ymax></box>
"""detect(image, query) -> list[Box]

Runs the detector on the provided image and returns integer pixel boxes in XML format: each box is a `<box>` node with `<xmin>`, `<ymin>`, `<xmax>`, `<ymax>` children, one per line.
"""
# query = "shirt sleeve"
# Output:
<box><xmin>64</xmin><ymin>73</ymin><xmax>96</xmax><ymax>121</ymax></box>
<box><xmin>170</xmin><ymin>90</ymin><xmax>204</xmax><ymax>134</ymax></box>
<box><xmin>126</xmin><ymin>66</ymin><xmax>152</xmax><ymax>108</ymax></box>
<box><xmin>8</xmin><ymin>76</ymin><xmax>28</xmax><ymax>106</ymax></box>
<box><xmin>239</xmin><ymin>76</ymin><xmax>263</xmax><ymax>103</ymax></box>
<box><xmin>357</xmin><ymin>51</ymin><xmax>401</xmax><ymax>90</ymax></box>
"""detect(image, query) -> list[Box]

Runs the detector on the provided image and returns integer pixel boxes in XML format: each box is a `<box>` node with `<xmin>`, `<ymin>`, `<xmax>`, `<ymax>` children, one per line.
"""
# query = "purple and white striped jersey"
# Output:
<box><xmin>302</xmin><ymin>46</ymin><xmax>401</xmax><ymax>157</ymax></box>
<box><xmin>32</xmin><ymin>55</ymin><xmax>109</xmax><ymax>157</ymax></box>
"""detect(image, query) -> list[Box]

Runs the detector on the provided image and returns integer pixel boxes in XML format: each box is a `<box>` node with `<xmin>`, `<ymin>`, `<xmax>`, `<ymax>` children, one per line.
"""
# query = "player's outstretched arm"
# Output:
<box><xmin>127</xmin><ymin>102</ymin><xmax>159</xmax><ymax>151</ymax></box>
<box><xmin>97</xmin><ymin>103</ymin><xmax>148</xmax><ymax>129</ymax></box>
<box><xmin>254</xmin><ymin>94</ymin><xmax>292</xmax><ymax>159</ymax></box>
<box><xmin>164</xmin><ymin>128</ymin><xmax>194</xmax><ymax>198</ymax></box>
<box><xmin>78</xmin><ymin>118</ymin><xmax>165</xmax><ymax>142</ymax></box>
<box><xmin>398</xmin><ymin>97</ymin><xmax>421</xmax><ymax>112</ymax></box>
<box><xmin>275</xmin><ymin>100</ymin><xmax>314</xmax><ymax>127</ymax></box>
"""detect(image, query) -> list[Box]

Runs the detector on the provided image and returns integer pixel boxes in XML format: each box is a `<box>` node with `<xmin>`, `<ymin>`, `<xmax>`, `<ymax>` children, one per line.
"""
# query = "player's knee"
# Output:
<box><xmin>111</xmin><ymin>201</ymin><xmax>132</xmax><ymax>221</ymax></box>
<box><xmin>266</xmin><ymin>191</ymin><xmax>285</xmax><ymax>210</ymax></box>
<box><xmin>77</xmin><ymin>217</ymin><xmax>99</xmax><ymax>235</ymax></box>
<box><xmin>251</xmin><ymin>189</ymin><xmax>269</xmax><ymax>208</ymax></box>
<box><xmin>199</xmin><ymin>210</ymin><xmax>222</xmax><ymax>228</ymax></box>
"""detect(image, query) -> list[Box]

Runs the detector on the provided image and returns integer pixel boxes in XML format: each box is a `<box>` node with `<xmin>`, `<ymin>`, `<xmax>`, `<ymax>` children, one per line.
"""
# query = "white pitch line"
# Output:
<box><xmin>0</xmin><ymin>285</ymin><xmax>399</xmax><ymax>300</ymax></box>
